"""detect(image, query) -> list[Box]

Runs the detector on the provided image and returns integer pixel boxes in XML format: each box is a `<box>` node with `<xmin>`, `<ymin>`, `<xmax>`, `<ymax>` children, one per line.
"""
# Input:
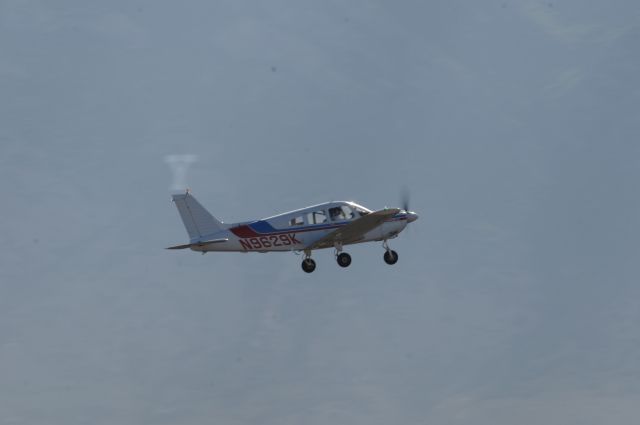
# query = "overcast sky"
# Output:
<box><xmin>1</xmin><ymin>1</ymin><xmax>639</xmax><ymax>424</ymax></box>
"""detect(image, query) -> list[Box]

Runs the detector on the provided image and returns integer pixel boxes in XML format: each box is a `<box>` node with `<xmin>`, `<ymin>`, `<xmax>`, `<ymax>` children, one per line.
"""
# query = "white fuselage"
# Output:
<box><xmin>189</xmin><ymin>201</ymin><xmax>410</xmax><ymax>253</ymax></box>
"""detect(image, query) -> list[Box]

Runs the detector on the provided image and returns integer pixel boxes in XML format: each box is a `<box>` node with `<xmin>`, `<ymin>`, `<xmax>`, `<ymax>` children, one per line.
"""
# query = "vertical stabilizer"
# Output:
<box><xmin>172</xmin><ymin>192</ymin><xmax>225</xmax><ymax>240</ymax></box>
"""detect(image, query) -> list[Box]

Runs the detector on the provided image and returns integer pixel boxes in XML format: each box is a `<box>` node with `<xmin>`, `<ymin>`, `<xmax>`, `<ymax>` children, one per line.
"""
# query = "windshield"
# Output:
<box><xmin>347</xmin><ymin>202</ymin><xmax>372</xmax><ymax>217</ymax></box>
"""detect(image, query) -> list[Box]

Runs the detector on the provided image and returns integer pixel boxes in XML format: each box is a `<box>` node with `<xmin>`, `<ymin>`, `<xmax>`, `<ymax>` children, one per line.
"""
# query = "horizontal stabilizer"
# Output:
<box><xmin>166</xmin><ymin>238</ymin><xmax>229</xmax><ymax>250</ymax></box>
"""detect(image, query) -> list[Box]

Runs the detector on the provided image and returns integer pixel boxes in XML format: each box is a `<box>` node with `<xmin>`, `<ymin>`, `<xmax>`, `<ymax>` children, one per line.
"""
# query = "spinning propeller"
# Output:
<box><xmin>400</xmin><ymin>187</ymin><xmax>418</xmax><ymax>225</ymax></box>
<box><xmin>401</xmin><ymin>187</ymin><xmax>411</xmax><ymax>212</ymax></box>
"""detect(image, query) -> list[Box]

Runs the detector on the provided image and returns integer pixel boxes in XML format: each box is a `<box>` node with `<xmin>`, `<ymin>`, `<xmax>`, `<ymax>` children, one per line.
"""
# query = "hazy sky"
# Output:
<box><xmin>1</xmin><ymin>1</ymin><xmax>639</xmax><ymax>424</ymax></box>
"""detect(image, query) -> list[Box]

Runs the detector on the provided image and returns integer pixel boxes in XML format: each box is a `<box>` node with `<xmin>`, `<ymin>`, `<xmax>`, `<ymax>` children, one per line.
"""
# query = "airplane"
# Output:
<box><xmin>167</xmin><ymin>191</ymin><xmax>418</xmax><ymax>273</ymax></box>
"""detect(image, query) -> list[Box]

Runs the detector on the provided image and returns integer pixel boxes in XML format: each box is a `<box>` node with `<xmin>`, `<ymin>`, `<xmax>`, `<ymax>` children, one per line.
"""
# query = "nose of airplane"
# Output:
<box><xmin>406</xmin><ymin>211</ymin><xmax>419</xmax><ymax>223</ymax></box>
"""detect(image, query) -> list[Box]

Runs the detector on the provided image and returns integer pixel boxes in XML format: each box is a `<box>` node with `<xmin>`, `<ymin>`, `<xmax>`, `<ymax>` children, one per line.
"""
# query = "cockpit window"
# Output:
<box><xmin>307</xmin><ymin>210</ymin><xmax>327</xmax><ymax>224</ymax></box>
<box><xmin>289</xmin><ymin>215</ymin><xmax>304</xmax><ymax>226</ymax></box>
<box><xmin>355</xmin><ymin>207</ymin><xmax>370</xmax><ymax>217</ymax></box>
<box><xmin>329</xmin><ymin>206</ymin><xmax>355</xmax><ymax>221</ymax></box>
<box><xmin>341</xmin><ymin>206</ymin><xmax>354</xmax><ymax>219</ymax></box>
<box><xmin>329</xmin><ymin>207</ymin><xmax>345</xmax><ymax>221</ymax></box>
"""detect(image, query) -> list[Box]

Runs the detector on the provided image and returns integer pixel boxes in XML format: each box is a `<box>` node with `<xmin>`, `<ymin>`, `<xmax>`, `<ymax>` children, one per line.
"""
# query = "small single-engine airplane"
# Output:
<box><xmin>167</xmin><ymin>191</ymin><xmax>418</xmax><ymax>273</ymax></box>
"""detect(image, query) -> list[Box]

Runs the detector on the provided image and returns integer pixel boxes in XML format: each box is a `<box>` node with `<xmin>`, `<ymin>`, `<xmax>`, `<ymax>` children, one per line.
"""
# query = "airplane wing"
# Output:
<box><xmin>166</xmin><ymin>238</ymin><xmax>229</xmax><ymax>250</ymax></box>
<box><xmin>306</xmin><ymin>208</ymin><xmax>400</xmax><ymax>250</ymax></box>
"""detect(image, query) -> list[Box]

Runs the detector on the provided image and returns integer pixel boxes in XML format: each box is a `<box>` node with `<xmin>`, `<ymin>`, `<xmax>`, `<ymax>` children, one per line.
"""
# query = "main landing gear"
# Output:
<box><xmin>337</xmin><ymin>252</ymin><xmax>352</xmax><ymax>267</ymax></box>
<box><xmin>300</xmin><ymin>246</ymin><xmax>353</xmax><ymax>273</ymax></box>
<box><xmin>334</xmin><ymin>242</ymin><xmax>352</xmax><ymax>268</ymax></box>
<box><xmin>301</xmin><ymin>258</ymin><xmax>316</xmax><ymax>273</ymax></box>
<box><xmin>301</xmin><ymin>250</ymin><xmax>317</xmax><ymax>273</ymax></box>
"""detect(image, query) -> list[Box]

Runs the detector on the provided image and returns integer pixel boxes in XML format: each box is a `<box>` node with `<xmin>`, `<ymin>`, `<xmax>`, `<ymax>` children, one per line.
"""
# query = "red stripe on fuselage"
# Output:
<box><xmin>229</xmin><ymin>225</ymin><xmax>260</xmax><ymax>238</ymax></box>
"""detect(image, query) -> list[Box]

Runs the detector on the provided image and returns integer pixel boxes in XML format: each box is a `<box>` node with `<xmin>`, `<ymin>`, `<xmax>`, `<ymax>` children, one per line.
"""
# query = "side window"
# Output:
<box><xmin>289</xmin><ymin>215</ymin><xmax>304</xmax><ymax>226</ymax></box>
<box><xmin>328</xmin><ymin>207</ymin><xmax>346</xmax><ymax>221</ymax></box>
<box><xmin>307</xmin><ymin>210</ymin><xmax>327</xmax><ymax>224</ymax></box>
<box><xmin>341</xmin><ymin>206</ymin><xmax>354</xmax><ymax>220</ymax></box>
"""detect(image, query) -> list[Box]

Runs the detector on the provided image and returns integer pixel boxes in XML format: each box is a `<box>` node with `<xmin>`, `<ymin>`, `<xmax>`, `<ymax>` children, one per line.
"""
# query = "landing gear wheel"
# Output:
<box><xmin>384</xmin><ymin>250</ymin><xmax>399</xmax><ymax>265</ymax></box>
<box><xmin>301</xmin><ymin>258</ymin><xmax>316</xmax><ymax>273</ymax></box>
<box><xmin>336</xmin><ymin>252</ymin><xmax>352</xmax><ymax>268</ymax></box>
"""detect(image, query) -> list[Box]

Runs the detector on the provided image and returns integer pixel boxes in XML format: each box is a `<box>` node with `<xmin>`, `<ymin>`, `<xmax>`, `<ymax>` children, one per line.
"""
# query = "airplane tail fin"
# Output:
<box><xmin>171</xmin><ymin>192</ymin><xmax>226</xmax><ymax>240</ymax></box>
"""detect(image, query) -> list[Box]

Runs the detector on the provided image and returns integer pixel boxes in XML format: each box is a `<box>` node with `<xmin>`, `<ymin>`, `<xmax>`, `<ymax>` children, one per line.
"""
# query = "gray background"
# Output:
<box><xmin>1</xmin><ymin>1</ymin><xmax>639</xmax><ymax>424</ymax></box>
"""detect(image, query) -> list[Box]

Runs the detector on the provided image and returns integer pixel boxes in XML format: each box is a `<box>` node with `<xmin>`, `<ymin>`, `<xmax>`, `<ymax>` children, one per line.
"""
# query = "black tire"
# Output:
<box><xmin>302</xmin><ymin>258</ymin><xmax>316</xmax><ymax>273</ymax></box>
<box><xmin>337</xmin><ymin>252</ymin><xmax>352</xmax><ymax>268</ymax></box>
<box><xmin>383</xmin><ymin>250</ymin><xmax>398</xmax><ymax>265</ymax></box>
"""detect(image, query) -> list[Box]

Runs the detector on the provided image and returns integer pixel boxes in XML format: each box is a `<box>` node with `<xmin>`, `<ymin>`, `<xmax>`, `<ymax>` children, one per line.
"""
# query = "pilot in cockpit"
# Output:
<box><xmin>329</xmin><ymin>207</ymin><xmax>344</xmax><ymax>221</ymax></box>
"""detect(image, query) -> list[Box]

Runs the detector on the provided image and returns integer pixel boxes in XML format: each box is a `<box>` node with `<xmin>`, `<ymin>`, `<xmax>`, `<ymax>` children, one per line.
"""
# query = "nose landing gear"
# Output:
<box><xmin>382</xmin><ymin>240</ymin><xmax>399</xmax><ymax>265</ymax></box>
<box><xmin>383</xmin><ymin>250</ymin><xmax>398</xmax><ymax>265</ymax></box>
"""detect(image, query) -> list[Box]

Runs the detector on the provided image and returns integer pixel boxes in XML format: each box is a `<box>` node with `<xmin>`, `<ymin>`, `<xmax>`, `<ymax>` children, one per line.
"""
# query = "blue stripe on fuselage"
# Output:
<box><xmin>249</xmin><ymin>220</ymin><xmax>348</xmax><ymax>235</ymax></box>
<box><xmin>250</xmin><ymin>220</ymin><xmax>278</xmax><ymax>233</ymax></box>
